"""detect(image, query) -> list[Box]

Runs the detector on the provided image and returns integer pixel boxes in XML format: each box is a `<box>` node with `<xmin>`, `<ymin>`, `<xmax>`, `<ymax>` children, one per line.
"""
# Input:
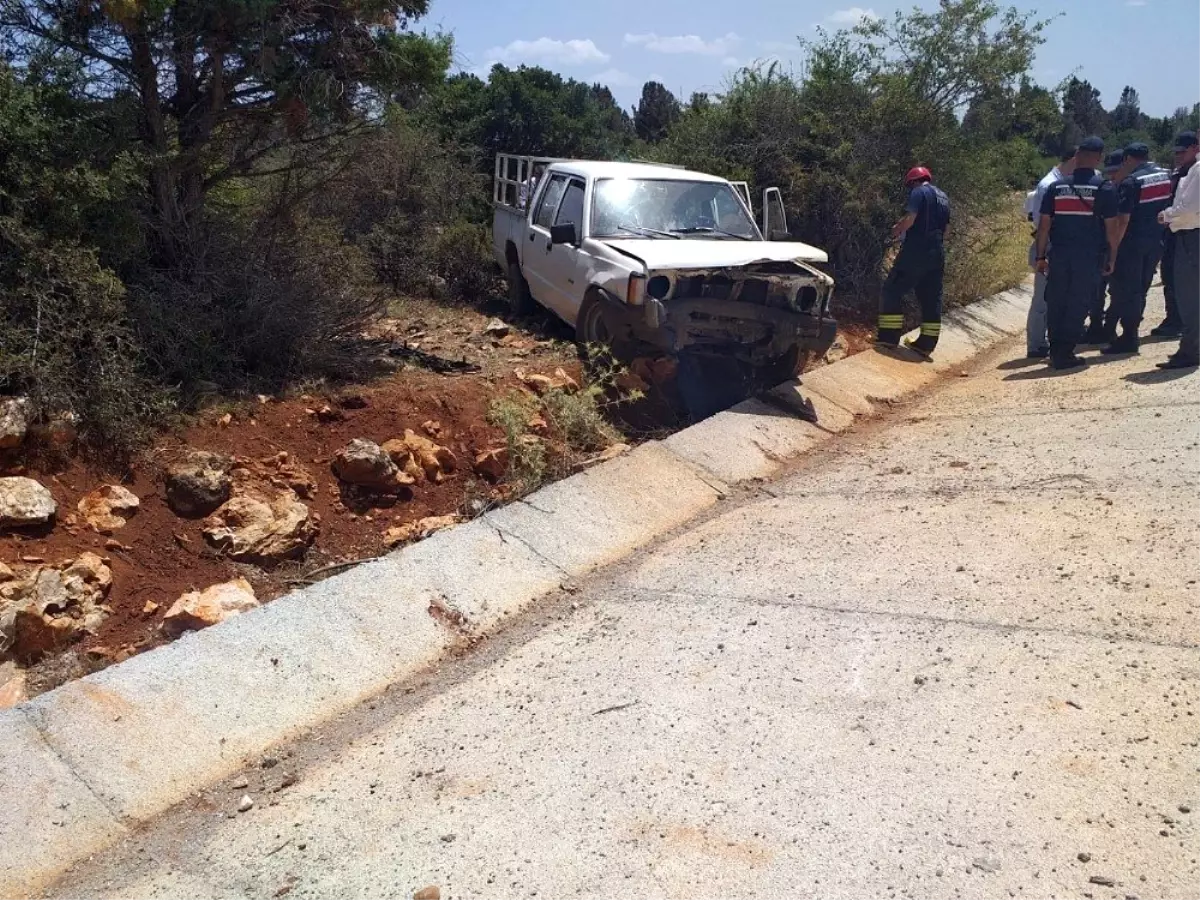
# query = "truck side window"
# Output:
<box><xmin>555</xmin><ymin>179</ymin><xmax>585</xmax><ymax>230</ymax></box>
<box><xmin>533</xmin><ymin>175</ymin><xmax>569</xmax><ymax>230</ymax></box>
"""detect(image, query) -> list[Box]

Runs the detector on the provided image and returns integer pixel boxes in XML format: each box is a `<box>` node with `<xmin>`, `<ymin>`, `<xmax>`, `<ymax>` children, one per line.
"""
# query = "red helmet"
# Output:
<box><xmin>905</xmin><ymin>166</ymin><xmax>933</xmax><ymax>185</ymax></box>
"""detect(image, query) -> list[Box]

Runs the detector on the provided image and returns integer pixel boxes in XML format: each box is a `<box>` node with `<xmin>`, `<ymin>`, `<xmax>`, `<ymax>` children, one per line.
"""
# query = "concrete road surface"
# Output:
<box><xmin>44</xmin><ymin>298</ymin><xmax>1199</xmax><ymax>900</ymax></box>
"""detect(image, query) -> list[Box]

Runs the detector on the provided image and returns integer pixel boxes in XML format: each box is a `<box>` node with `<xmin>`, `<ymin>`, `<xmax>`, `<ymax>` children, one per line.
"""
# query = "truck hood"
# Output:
<box><xmin>599</xmin><ymin>239</ymin><xmax>828</xmax><ymax>269</ymax></box>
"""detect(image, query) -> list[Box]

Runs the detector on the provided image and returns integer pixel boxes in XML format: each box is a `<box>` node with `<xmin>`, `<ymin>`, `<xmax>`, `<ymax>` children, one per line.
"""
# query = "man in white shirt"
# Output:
<box><xmin>1024</xmin><ymin>147</ymin><xmax>1077</xmax><ymax>358</ymax></box>
<box><xmin>1157</xmin><ymin>131</ymin><xmax>1200</xmax><ymax>369</ymax></box>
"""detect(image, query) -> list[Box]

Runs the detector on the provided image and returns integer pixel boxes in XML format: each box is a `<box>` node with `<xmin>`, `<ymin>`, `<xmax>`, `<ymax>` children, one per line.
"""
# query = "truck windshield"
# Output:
<box><xmin>591</xmin><ymin>178</ymin><xmax>760</xmax><ymax>240</ymax></box>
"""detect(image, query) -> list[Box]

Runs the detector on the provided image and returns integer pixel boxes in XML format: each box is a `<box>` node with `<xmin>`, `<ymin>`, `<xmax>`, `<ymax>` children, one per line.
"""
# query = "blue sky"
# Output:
<box><xmin>424</xmin><ymin>0</ymin><xmax>1199</xmax><ymax>117</ymax></box>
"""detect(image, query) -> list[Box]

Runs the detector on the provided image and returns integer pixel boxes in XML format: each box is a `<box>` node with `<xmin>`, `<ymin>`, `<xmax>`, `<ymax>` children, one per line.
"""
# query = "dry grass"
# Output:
<box><xmin>944</xmin><ymin>193</ymin><xmax>1031</xmax><ymax>309</ymax></box>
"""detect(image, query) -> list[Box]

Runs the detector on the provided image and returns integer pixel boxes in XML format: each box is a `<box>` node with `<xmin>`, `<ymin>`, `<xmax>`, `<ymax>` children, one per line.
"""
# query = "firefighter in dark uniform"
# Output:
<box><xmin>1151</xmin><ymin>132</ymin><xmax>1198</xmax><ymax>337</ymax></box>
<box><xmin>876</xmin><ymin>166</ymin><xmax>951</xmax><ymax>358</ymax></box>
<box><xmin>1034</xmin><ymin>137</ymin><xmax>1121</xmax><ymax>370</ymax></box>
<box><xmin>1084</xmin><ymin>150</ymin><xmax>1128</xmax><ymax>342</ymax></box>
<box><xmin>1104</xmin><ymin>142</ymin><xmax>1173</xmax><ymax>354</ymax></box>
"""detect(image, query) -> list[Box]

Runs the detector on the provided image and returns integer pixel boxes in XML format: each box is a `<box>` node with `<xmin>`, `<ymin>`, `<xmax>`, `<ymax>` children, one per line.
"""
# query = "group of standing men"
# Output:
<box><xmin>1027</xmin><ymin>131</ymin><xmax>1199</xmax><ymax>371</ymax></box>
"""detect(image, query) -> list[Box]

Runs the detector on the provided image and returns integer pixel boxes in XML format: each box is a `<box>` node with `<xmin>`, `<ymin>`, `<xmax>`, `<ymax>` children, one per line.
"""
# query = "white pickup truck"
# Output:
<box><xmin>491</xmin><ymin>154</ymin><xmax>837</xmax><ymax>382</ymax></box>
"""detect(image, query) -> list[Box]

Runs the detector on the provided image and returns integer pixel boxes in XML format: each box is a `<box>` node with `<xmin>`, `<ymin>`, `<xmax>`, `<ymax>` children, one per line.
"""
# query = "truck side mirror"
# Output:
<box><xmin>549</xmin><ymin>223</ymin><xmax>578</xmax><ymax>245</ymax></box>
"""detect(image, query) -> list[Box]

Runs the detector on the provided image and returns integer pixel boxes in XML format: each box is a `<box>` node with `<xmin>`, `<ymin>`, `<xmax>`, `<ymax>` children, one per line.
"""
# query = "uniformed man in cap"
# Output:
<box><xmin>1083</xmin><ymin>150</ymin><xmax>1128</xmax><ymax>342</ymax></box>
<box><xmin>1034</xmin><ymin>137</ymin><xmax>1121</xmax><ymax>370</ymax></box>
<box><xmin>1104</xmin><ymin>142</ymin><xmax>1172</xmax><ymax>354</ymax></box>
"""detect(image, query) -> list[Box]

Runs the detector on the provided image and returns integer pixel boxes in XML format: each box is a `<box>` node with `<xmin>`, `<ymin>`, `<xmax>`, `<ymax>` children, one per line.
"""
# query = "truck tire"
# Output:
<box><xmin>576</xmin><ymin>292</ymin><xmax>635</xmax><ymax>362</ymax></box>
<box><xmin>759</xmin><ymin>345</ymin><xmax>810</xmax><ymax>386</ymax></box>
<box><xmin>577</xmin><ymin>293</ymin><xmax>618</xmax><ymax>348</ymax></box>
<box><xmin>507</xmin><ymin>263</ymin><xmax>535</xmax><ymax>316</ymax></box>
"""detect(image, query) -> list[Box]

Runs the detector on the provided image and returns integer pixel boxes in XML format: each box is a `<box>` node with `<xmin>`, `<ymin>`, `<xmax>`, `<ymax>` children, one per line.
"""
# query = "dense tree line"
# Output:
<box><xmin>0</xmin><ymin>0</ymin><xmax>1196</xmax><ymax>458</ymax></box>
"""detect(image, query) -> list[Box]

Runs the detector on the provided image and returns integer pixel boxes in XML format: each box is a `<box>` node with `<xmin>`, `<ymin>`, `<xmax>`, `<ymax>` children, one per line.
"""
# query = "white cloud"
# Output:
<box><xmin>480</xmin><ymin>37</ymin><xmax>610</xmax><ymax>68</ymax></box>
<box><xmin>721</xmin><ymin>56</ymin><xmax>741</xmax><ymax>68</ymax></box>
<box><xmin>623</xmin><ymin>32</ymin><xmax>741</xmax><ymax>56</ymax></box>
<box><xmin>589</xmin><ymin>68</ymin><xmax>637</xmax><ymax>87</ymax></box>
<box><xmin>826</xmin><ymin>6</ymin><xmax>879</xmax><ymax>26</ymax></box>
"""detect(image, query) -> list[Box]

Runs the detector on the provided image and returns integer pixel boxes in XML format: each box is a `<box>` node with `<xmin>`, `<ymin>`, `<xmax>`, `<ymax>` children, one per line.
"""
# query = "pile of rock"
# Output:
<box><xmin>77</xmin><ymin>485</ymin><xmax>140</xmax><ymax>535</ymax></box>
<box><xmin>0</xmin><ymin>398</ymin><xmax>29</xmax><ymax>450</ymax></box>
<box><xmin>202</xmin><ymin>490</ymin><xmax>316</xmax><ymax>563</ymax></box>
<box><xmin>165</xmin><ymin>451</ymin><xmax>233</xmax><ymax>517</ymax></box>
<box><xmin>0</xmin><ymin>553</ymin><xmax>113</xmax><ymax>664</ymax></box>
<box><xmin>0</xmin><ymin>476</ymin><xmax>56</xmax><ymax>528</ymax></box>
<box><xmin>332</xmin><ymin>428</ymin><xmax>458</xmax><ymax>492</ymax></box>
<box><xmin>162</xmin><ymin>578</ymin><xmax>259</xmax><ymax>636</ymax></box>
<box><xmin>332</xmin><ymin>439</ymin><xmax>414</xmax><ymax>492</ymax></box>
<box><xmin>162</xmin><ymin>450</ymin><xmax>317</xmax><ymax>565</ymax></box>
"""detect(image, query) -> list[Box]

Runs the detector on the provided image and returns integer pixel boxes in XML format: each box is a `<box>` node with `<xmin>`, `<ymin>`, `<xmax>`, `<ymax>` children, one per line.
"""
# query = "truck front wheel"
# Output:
<box><xmin>507</xmin><ymin>263</ymin><xmax>536</xmax><ymax>316</ymax></box>
<box><xmin>758</xmin><ymin>345</ymin><xmax>811</xmax><ymax>386</ymax></box>
<box><xmin>576</xmin><ymin>292</ymin><xmax>637</xmax><ymax>362</ymax></box>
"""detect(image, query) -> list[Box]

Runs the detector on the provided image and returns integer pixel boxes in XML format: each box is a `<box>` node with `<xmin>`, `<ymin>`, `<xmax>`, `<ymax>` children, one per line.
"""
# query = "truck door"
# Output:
<box><xmin>524</xmin><ymin>174</ymin><xmax>569</xmax><ymax>310</ymax></box>
<box><xmin>537</xmin><ymin>176</ymin><xmax>588</xmax><ymax>324</ymax></box>
<box><xmin>731</xmin><ymin>181</ymin><xmax>752</xmax><ymax>216</ymax></box>
<box><xmin>762</xmin><ymin>187</ymin><xmax>788</xmax><ymax>240</ymax></box>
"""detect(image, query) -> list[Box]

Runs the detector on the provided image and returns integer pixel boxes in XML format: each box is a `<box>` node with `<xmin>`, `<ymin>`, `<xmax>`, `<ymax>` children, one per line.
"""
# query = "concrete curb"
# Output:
<box><xmin>0</xmin><ymin>280</ymin><xmax>1033</xmax><ymax>897</ymax></box>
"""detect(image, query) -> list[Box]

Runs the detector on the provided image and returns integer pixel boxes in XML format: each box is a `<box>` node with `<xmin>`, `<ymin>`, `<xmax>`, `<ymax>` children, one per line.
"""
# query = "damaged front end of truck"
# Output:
<box><xmin>633</xmin><ymin>259</ymin><xmax>838</xmax><ymax>370</ymax></box>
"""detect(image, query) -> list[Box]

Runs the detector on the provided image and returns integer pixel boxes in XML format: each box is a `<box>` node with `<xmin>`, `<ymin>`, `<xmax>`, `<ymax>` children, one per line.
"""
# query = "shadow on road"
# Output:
<box><xmin>1124</xmin><ymin>368</ymin><xmax>1198</xmax><ymax>384</ymax></box>
<box><xmin>1002</xmin><ymin>365</ymin><xmax>1088</xmax><ymax>381</ymax></box>
<box><xmin>996</xmin><ymin>357</ymin><xmax>1043</xmax><ymax>371</ymax></box>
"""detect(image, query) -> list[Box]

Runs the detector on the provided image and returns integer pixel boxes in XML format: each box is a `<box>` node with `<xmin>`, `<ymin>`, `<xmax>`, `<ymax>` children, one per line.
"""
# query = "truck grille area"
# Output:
<box><xmin>670</xmin><ymin>274</ymin><xmax>823</xmax><ymax>314</ymax></box>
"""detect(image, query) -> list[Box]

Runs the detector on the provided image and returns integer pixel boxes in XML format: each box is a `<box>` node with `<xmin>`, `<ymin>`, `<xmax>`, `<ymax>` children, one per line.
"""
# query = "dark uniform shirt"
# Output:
<box><xmin>1118</xmin><ymin>162</ymin><xmax>1172</xmax><ymax>244</ymax></box>
<box><xmin>1039</xmin><ymin>168</ymin><xmax>1119</xmax><ymax>257</ymax></box>
<box><xmin>903</xmin><ymin>182</ymin><xmax>951</xmax><ymax>244</ymax></box>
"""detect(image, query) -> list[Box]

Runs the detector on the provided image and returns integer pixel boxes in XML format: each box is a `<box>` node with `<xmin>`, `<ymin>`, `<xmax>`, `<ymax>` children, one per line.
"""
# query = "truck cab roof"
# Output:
<box><xmin>544</xmin><ymin>161</ymin><xmax>727</xmax><ymax>183</ymax></box>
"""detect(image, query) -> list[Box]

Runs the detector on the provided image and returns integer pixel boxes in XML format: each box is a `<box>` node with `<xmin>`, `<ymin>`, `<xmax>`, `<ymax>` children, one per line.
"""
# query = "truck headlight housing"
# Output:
<box><xmin>626</xmin><ymin>273</ymin><xmax>647</xmax><ymax>306</ymax></box>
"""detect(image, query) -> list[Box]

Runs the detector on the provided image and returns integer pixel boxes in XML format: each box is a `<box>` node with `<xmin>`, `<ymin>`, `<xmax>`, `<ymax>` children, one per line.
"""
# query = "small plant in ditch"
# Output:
<box><xmin>487</xmin><ymin>391</ymin><xmax>549</xmax><ymax>495</ymax></box>
<box><xmin>487</xmin><ymin>347</ymin><xmax>643</xmax><ymax>497</ymax></box>
<box><xmin>542</xmin><ymin>345</ymin><xmax>642</xmax><ymax>455</ymax></box>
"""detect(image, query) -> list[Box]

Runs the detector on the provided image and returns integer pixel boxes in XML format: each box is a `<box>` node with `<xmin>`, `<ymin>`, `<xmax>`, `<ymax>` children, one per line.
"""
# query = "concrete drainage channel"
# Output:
<box><xmin>0</xmin><ymin>283</ymin><xmax>1033</xmax><ymax>897</ymax></box>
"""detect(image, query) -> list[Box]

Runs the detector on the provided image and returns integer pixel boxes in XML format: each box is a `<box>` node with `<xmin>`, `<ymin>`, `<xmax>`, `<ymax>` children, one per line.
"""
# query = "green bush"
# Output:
<box><xmin>0</xmin><ymin>233</ymin><xmax>171</xmax><ymax>460</ymax></box>
<box><xmin>428</xmin><ymin>223</ymin><xmax>498</xmax><ymax>303</ymax></box>
<box><xmin>314</xmin><ymin>113</ymin><xmax>489</xmax><ymax>295</ymax></box>
<box><xmin>127</xmin><ymin>215</ymin><xmax>384</xmax><ymax>398</ymax></box>
<box><xmin>654</xmin><ymin>2</ymin><xmax>1049</xmax><ymax>321</ymax></box>
<box><xmin>487</xmin><ymin>392</ymin><xmax>547</xmax><ymax>494</ymax></box>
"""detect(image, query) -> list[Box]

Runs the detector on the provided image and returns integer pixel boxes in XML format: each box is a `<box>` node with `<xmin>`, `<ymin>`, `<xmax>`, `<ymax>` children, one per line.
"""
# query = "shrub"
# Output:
<box><xmin>541</xmin><ymin>349</ymin><xmax>635</xmax><ymax>454</ymax></box>
<box><xmin>127</xmin><ymin>215</ymin><xmax>384</xmax><ymax>398</ymax></box>
<box><xmin>314</xmin><ymin>113</ymin><xmax>489</xmax><ymax>295</ymax></box>
<box><xmin>943</xmin><ymin>194</ymin><xmax>1031</xmax><ymax>306</ymax></box>
<box><xmin>0</xmin><ymin>233</ymin><xmax>171</xmax><ymax>460</ymax></box>
<box><xmin>428</xmin><ymin>223</ymin><xmax>498</xmax><ymax>303</ymax></box>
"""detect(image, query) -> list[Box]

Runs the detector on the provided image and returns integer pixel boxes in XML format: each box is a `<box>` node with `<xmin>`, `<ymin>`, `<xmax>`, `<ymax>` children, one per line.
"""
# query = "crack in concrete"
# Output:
<box><xmin>918</xmin><ymin>398</ymin><xmax>1200</xmax><ymax>424</ymax></box>
<box><xmin>18</xmin><ymin>705</ymin><xmax>129</xmax><ymax>827</ymax></box>
<box><xmin>486</xmin><ymin>519</ymin><xmax>571</xmax><ymax>579</ymax></box>
<box><xmin>626</xmin><ymin>586</ymin><xmax>1200</xmax><ymax>652</ymax></box>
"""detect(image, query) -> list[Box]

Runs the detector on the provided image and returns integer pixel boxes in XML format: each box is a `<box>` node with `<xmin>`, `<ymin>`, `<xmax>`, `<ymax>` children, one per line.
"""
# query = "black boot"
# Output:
<box><xmin>1150</xmin><ymin>320</ymin><xmax>1183</xmax><ymax>338</ymax></box>
<box><xmin>1051</xmin><ymin>354</ymin><xmax>1088</xmax><ymax>370</ymax></box>
<box><xmin>1102</xmin><ymin>334</ymin><xmax>1139</xmax><ymax>355</ymax></box>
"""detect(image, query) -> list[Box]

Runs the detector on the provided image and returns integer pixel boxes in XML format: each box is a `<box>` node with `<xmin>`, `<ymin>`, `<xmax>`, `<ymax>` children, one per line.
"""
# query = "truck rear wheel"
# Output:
<box><xmin>507</xmin><ymin>263</ymin><xmax>535</xmax><ymax>316</ymax></box>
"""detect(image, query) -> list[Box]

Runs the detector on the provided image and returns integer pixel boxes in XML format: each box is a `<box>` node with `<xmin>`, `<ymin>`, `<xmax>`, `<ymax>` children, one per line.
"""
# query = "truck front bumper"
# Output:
<box><xmin>646</xmin><ymin>298</ymin><xmax>838</xmax><ymax>364</ymax></box>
